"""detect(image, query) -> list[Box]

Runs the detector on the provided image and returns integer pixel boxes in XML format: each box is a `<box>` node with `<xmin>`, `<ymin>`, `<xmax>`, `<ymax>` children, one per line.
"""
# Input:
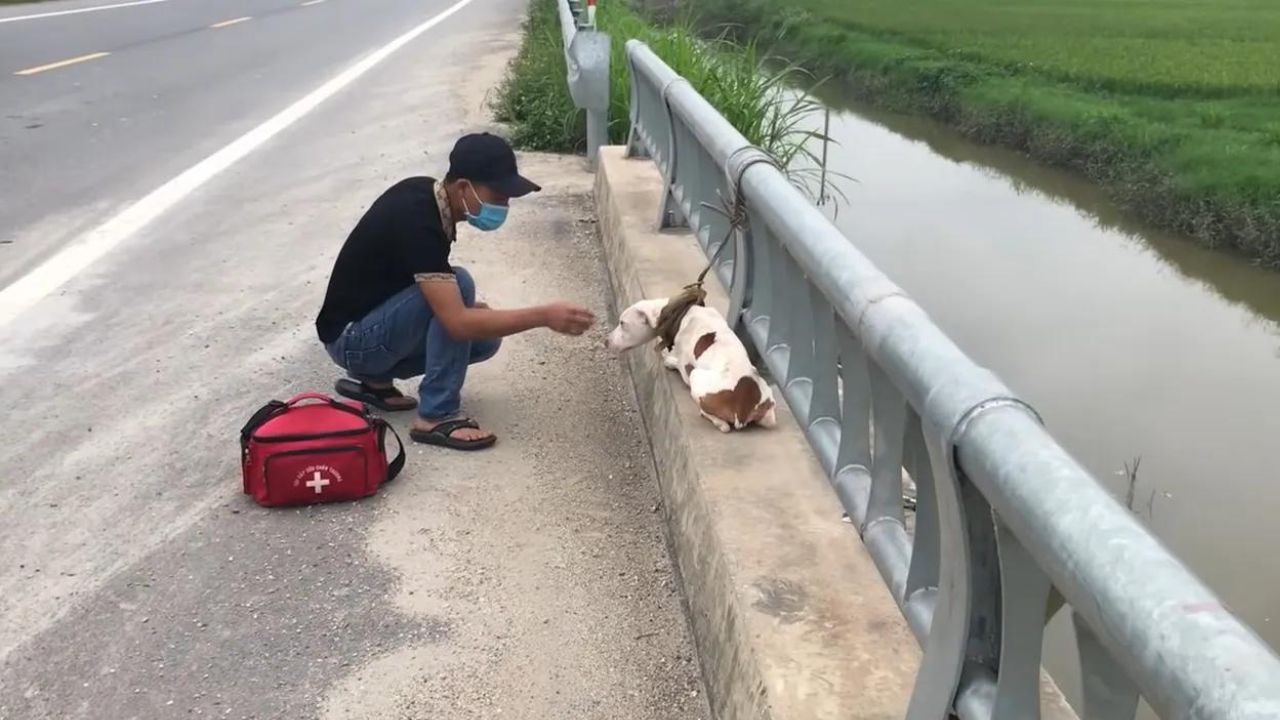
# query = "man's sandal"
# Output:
<box><xmin>334</xmin><ymin>379</ymin><xmax>417</xmax><ymax>412</ymax></box>
<box><xmin>409</xmin><ymin>418</ymin><xmax>496</xmax><ymax>451</ymax></box>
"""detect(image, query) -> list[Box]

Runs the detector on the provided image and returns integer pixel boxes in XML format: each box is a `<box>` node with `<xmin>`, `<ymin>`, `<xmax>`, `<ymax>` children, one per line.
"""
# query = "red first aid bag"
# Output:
<box><xmin>239</xmin><ymin>392</ymin><xmax>405</xmax><ymax>508</ymax></box>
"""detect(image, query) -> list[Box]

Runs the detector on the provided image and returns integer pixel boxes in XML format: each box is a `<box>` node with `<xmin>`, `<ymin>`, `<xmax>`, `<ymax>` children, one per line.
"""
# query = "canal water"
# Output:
<box><xmin>809</xmin><ymin>98</ymin><xmax>1280</xmax><ymax>713</ymax></box>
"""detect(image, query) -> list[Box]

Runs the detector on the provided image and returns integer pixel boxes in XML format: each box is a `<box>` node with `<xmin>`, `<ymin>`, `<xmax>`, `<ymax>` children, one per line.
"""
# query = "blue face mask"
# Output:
<box><xmin>463</xmin><ymin>183</ymin><xmax>508</xmax><ymax>232</ymax></box>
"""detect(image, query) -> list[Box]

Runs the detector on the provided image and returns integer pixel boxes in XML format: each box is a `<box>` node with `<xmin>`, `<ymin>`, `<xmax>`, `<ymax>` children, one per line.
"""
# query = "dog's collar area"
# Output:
<box><xmin>654</xmin><ymin>282</ymin><xmax>708</xmax><ymax>351</ymax></box>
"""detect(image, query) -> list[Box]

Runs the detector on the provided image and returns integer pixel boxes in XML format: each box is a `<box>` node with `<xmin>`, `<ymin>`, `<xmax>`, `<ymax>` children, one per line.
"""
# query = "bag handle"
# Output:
<box><xmin>240</xmin><ymin>399</ymin><xmax>288</xmax><ymax>454</ymax></box>
<box><xmin>283</xmin><ymin>391</ymin><xmax>369</xmax><ymax>419</ymax></box>
<box><xmin>377</xmin><ymin>419</ymin><xmax>407</xmax><ymax>483</ymax></box>
<box><xmin>286</xmin><ymin>392</ymin><xmax>347</xmax><ymax>408</ymax></box>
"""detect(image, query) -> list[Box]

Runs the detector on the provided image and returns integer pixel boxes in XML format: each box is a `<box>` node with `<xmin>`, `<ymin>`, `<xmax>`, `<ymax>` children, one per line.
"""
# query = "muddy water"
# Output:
<box><xmin>811</xmin><ymin>101</ymin><xmax>1280</xmax><ymax>707</ymax></box>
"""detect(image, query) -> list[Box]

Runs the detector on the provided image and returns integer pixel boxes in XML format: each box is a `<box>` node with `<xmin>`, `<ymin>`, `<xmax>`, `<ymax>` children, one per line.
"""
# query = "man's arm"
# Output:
<box><xmin>419</xmin><ymin>280</ymin><xmax>593</xmax><ymax>340</ymax></box>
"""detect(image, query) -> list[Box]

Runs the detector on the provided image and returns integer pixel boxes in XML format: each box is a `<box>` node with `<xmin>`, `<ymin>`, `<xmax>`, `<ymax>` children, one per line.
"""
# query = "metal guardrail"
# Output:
<box><xmin>557</xmin><ymin>0</ymin><xmax>610</xmax><ymax>166</ymax></box>
<box><xmin>621</xmin><ymin>38</ymin><xmax>1280</xmax><ymax>720</ymax></box>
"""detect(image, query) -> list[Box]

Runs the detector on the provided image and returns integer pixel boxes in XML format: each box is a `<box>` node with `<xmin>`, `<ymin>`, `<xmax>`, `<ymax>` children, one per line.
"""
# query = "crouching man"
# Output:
<box><xmin>315</xmin><ymin>133</ymin><xmax>594</xmax><ymax>451</ymax></box>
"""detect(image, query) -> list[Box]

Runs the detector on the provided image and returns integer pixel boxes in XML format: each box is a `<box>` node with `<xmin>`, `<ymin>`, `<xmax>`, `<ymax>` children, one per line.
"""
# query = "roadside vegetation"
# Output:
<box><xmin>493</xmin><ymin>0</ymin><xmax>833</xmax><ymax>190</ymax></box>
<box><xmin>682</xmin><ymin>0</ymin><xmax>1280</xmax><ymax>267</ymax></box>
<box><xmin>500</xmin><ymin>0</ymin><xmax>1280</xmax><ymax>267</ymax></box>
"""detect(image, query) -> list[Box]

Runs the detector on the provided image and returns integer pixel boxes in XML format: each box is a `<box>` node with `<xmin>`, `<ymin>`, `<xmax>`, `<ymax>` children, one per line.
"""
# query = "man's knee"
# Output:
<box><xmin>472</xmin><ymin>336</ymin><xmax>502</xmax><ymax>364</ymax></box>
<box><xmin>452</xmin><ymin>266</ymin><xmax>476</xmax><ymax>306</ymax></box>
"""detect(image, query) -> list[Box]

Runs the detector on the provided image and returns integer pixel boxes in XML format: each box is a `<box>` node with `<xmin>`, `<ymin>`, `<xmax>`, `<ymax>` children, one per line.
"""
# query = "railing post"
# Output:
<box><xmin>586</xmin><ymin>100</ymin><xmax>608</xmax><ymax>168</ymax></box>
<box><xmin>1074</xmin><ymin>612</ymin><xmax>1141</xmax><ymax>720</ymax></box>
<box><xmin>624</xmin><ymin>59</ymin><xmax>647</xmax><ymax>158</ymax></box>
<box><xmin>657</xmin><ymin>89</ymin><xmax>686</xmax><ymax>228</ymax></box>
<box><xmin>559</xmin><ymin>0</ymin><xmax>610</xmax><ymax>168</ymax></box>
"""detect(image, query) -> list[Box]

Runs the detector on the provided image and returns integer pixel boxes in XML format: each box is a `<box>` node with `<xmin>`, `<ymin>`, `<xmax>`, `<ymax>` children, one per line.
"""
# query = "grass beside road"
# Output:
<box><xmin>493</xmin><ymin>0</ymin><xmax>581</xmax><ymax>151</ymax></box>
<box><xmin>687</xmin><ymin>0</ymin><xmax>1280</xmax><ymax>267</ymax></box>
<box><xmin>494</xmin><ymin>0</ymin><xmax>831</xmax><ymax>185</ymax></box>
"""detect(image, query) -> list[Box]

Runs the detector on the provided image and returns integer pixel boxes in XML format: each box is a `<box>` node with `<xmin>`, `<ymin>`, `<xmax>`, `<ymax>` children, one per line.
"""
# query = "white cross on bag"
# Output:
<box><xmin>305</xmin><ymin>471</ymin><xmax>331</xmax><ymax>494</ymax></box>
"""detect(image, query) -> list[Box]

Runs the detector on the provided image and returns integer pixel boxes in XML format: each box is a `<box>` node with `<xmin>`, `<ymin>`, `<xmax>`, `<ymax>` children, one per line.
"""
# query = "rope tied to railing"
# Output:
<box><xmin>652</xmin><ymin>147</ymin><xmax>779</xmax><ymax>351</ymax></box>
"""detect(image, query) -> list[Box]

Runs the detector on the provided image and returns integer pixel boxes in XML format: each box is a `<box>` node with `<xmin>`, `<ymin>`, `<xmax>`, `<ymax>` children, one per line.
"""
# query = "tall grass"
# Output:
<box><xmin>495</xmin><ymin>0</ymin><xmax>842</xmax><ymax>199</ymax></box>
<box><xmin>493</xmin><ymin>0</ymin><xmax>582</xmax><ymax>153</ymax></box>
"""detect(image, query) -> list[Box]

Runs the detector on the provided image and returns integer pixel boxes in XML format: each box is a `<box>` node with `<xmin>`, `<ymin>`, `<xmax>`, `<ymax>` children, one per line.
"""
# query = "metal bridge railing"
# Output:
<box><xmin>557</xmin><ymin>0</ymin><xmax>610</xmax><ymax>166</ymax></box>
<box><xmin>621</xmin><ymin>38</ymin><xmax>1280</xmax><ymax>720</ymax></box>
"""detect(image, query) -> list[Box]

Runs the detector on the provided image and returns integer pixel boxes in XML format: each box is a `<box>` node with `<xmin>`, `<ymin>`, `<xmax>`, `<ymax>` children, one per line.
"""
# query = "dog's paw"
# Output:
<box><xmin>701</xmin><ymin>411</ymin><xmax>732</xmax><ymax>434</ymax></box>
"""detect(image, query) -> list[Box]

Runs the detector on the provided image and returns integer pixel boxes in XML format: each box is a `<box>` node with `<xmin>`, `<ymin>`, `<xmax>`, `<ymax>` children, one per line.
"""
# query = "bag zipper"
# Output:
<box><xmin>252</xmin><ymin>426</ymin><xmax>371</xmax><ymax>443</ymax></box>
<box><xmin>265</xmin><ymin>445</ymin><xmax>363</xmax><ymax>459</ymax></box>
<box><xmin>252</xmin><ymin>404</ymin><xmax>375</xmax><ymax>444</ymax></box>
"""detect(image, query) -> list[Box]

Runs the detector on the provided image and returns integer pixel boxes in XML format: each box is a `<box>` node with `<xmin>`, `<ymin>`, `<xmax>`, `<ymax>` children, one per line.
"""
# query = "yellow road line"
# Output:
<box><xmin>210</xmin><ymin>16</ymin><xmax>252</xmax><ymax>29</ymax></box>
<box><xmin>14</xmin><ymin>52</ymin><xmax>110</xmax><ymax>76</ymax></box>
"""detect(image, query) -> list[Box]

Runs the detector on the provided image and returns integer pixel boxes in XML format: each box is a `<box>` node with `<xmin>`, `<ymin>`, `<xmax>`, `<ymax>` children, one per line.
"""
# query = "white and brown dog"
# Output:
<box><xmin>606</xmin><ymin>298</ymin><xmax>777</xmax><ymax>433</ymax></box>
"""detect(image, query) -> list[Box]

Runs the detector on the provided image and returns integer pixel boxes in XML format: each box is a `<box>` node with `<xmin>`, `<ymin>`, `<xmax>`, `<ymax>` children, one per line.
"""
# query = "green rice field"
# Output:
<box><xmin>681</xmin><ymin>0</ymin><xmax>1280</xmax><ymax>265</ymax></box>
<box><xmin>780</xmin><ymin>0</ymin><xmax>1280</xmax><ymax>96</ymax></box>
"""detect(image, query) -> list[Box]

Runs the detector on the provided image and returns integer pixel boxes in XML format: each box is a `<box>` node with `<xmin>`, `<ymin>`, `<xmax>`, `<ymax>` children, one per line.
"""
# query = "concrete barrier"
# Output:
<box><xmin>594</xmin><ymin>145</ymin><xmax>921</xmax><ymax>720</ymax></box>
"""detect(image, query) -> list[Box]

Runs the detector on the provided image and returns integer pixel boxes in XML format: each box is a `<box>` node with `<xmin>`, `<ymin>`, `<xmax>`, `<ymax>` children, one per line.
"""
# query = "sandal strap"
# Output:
<box><xmin>430</xmin><ymin>418</ymin><xmax>480</xmax><ymax>437</ymax></box>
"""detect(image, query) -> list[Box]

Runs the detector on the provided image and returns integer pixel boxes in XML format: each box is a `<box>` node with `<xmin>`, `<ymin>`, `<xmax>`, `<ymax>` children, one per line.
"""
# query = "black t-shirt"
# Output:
<box><xmin>315</xmin><ymin>177</ymin><xmax>453</xmax><ymax>344</ymax></box>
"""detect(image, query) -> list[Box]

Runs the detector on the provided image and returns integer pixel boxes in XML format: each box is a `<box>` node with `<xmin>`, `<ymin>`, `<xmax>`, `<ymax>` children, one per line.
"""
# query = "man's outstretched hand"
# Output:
<box><xmin>543</xmin><ymin>302</ymin><xmax>596</xmax><ymax>336</ymax></box>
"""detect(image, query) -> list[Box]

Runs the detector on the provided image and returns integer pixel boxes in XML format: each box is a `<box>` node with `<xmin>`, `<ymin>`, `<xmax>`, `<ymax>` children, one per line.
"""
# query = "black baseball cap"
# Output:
<box><xmin>447</xmin><ymin>132</ymin><xmax>541</xmax><ymax>198</ymax></box>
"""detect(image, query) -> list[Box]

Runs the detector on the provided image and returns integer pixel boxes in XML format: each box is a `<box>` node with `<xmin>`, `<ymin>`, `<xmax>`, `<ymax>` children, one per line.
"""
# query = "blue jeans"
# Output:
<box><xmin>324</xmin><ymin>266</ymin><xmax>501</xmax><ymax>420</ymax></box>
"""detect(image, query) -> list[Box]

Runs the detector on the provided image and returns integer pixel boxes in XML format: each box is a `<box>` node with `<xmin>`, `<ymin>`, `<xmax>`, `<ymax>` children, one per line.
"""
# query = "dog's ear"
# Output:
<box><xmin>633</xmin><ymin>298</ymin><xmax>669</xmax><ymax>328</ymax></box>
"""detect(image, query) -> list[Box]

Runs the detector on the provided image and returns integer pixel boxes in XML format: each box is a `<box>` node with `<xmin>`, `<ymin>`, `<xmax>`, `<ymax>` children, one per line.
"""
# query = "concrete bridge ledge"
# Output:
<box><xmin>594</xmin><ymin>145</ymin><xmax>922</xmax><ymax>720</ymax></box>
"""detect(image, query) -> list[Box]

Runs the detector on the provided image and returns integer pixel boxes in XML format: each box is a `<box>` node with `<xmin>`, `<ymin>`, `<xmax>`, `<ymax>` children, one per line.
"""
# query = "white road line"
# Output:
<box><xmin>210</xmin><ymin>15</ymin><xmax>252</xmax><ymax>29</ymax></box>
<box><xmin>0</xmin><ymin>0</ymin><xmax>172</xmax><ymax>25</ymax></box>
<box><xmin>0</xmin><ymin>0</ymin><xmax>477</xmax><ymax>329</ymax></box>
<box><xmin>301</xmin><ymin>0</ymin><xmax>327</xmax><ymax>6</ymax></box>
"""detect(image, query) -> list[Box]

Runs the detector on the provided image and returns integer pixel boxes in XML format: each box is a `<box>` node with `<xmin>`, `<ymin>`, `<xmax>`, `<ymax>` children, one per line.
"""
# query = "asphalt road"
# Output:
<box><xmin>0</xmin><ymin>0</ymin><xmax>482</xmax><ymax>289</ymax></box>
<box><xmin>0</xmin><ymin>1</ymin><xmax>708</xmax><ymax>718</ymax></box>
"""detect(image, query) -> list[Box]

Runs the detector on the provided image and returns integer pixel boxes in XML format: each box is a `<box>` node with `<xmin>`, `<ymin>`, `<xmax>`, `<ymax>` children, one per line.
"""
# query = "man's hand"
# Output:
<box><xmin>543</xmin><ymin>302</ymin><xmax>595</xmax><ymax>336</ymax></box>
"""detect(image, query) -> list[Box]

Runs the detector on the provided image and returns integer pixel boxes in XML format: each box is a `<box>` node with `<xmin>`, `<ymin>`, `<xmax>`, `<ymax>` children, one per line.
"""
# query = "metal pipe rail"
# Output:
<box><xmin>621</xmin><ymin>38</ymin><xmax>1280</xmax><ymax>720</ymax></box>
<box><xmin>556</xmin><ymin>0</ymin><xmax>610</xmax><ymax>166</ymax></box>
